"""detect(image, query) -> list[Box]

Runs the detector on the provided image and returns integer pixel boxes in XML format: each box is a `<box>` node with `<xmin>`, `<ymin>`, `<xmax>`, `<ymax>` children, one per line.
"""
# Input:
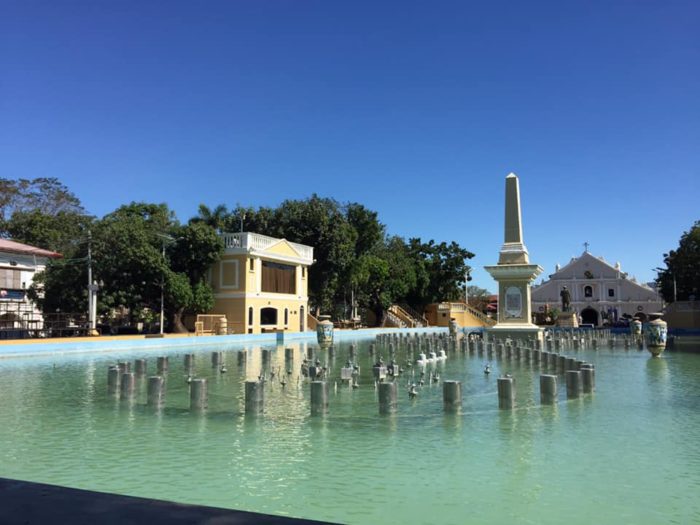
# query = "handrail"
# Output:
<box><xmin>388</xmin><ymin>304</ymin><xmax>421</xmax><ymax>328</ymax></box>
<box><xmin>307</xmin><ymin>313</ymin><xmax>319</xmax><ymax>330</ymax></box>
<box><xmin>382</xmin><ymin>310</ymin><xmax>406</xmax><ymax>328</ymax></box>
<box><xmin>437</xmin><ymin>301</ymin><xmax>495</xmax><ymax>326</ymax></box>
<box><xmin>398</xmin><ymin>303</ymin><xmax>429</xmax><ymax>326</ymax></box>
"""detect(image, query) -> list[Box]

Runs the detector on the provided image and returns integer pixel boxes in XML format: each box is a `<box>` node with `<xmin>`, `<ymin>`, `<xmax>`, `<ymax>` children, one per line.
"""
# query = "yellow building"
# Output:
<box><xmin>209</xmin><ymin>232</ymin><xmax>314</xmax><ymax>334</ymax></box>
<box><xmin>424</xmin><ymin>302</ymin><xmax>495</xmax><ymax>328</ymax></box>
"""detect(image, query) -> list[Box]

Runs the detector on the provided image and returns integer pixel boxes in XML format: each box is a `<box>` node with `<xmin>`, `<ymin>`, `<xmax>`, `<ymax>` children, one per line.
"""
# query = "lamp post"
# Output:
<box><xmin>86</xmin><ymin>229</ymin><xmax>101</xmax><ymax>336</ymax></box>
<box><xmin>160</xmin><ymin>240</ymin><xmax>165</xmax><ymax>335</ymax></box>
<box><xmin>156</xmin><ymin>233</ymin><xmax>175</xmax><ymax>335</ymax></box>
<box><xmin>464</xmin><ymin>269</ymin><xmax>472</xmax><ymax>307</ymax></box>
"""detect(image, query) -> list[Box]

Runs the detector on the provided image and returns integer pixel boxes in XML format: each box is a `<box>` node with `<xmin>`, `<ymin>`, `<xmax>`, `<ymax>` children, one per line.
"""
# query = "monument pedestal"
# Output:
<box><xmin>485</xmin><ymin>324</ymin><xmax>544</xmax><ymax>345</ymax></box>
<box><xmin>556</xmin><ymin>311</ymin><xmax>579</xmax><ymax>328</ymax></box>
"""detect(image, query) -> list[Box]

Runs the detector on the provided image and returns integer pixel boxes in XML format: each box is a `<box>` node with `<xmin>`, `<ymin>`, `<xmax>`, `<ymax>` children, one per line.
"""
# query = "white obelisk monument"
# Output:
<box><xmin>484</xmin><ymin>173</ymin><xmax>544</xmax><ymax>343</ymax></box>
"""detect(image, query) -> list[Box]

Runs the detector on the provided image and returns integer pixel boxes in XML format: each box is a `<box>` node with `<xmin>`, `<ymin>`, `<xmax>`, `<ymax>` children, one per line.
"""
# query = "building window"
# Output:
<box><xmin>608</xmin><ymin>288</ymin><xmax>615</xmax><ymax>297</ymax></box>
<box><xmin>0</xmin><ymin>268</ymin><xmax>21</xmax><ymax>289</ymax></box>
<box><xmin>249</xmin><ymin>258</ymin><xmax>255</xmax><ymax>271</ymax></box>
<box><xmin>261</xmin><ymin>261</ymin><xmax>296</xmax><ymax>294</ymax></box>
<box><xmin>261</xmin><ymin>307</ymin><xmax>277</xmax><ymax>325</ymax></box>
<box><xmin>584</xmin><ymin>285</ymin><xmax>593</xmax><ymax>298</ymax></box>
<box><xmin>284</xmin><ymin>308</ymin><xmax>289</xmax><ymax>325</ymax></box>
<box><xmin>301</xmin><ymin>266</ymin><xmax>306</xmax><ymax>278</ymax></box>
<box><xmin>248</xmin><ymin>307</ymin><xmax>253</xmax><ymax>326</ymax></box>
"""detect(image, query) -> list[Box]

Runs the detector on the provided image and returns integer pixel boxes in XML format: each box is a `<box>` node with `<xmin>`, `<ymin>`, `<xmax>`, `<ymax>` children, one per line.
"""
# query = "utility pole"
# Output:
<box><xmin>87</xmin><ymin>229</ymin><xmax>92</xmax><ymax>329</ymax></box>
<box><xmin>157</xmin><ymin>233</ymin><xmax>175</xmax><ymax>336</ymax></box>
<box><xmin>465</xmin><ymin>269</ymin><xmax>472</xmax><ymax>306</ymax></box>
<box><xmin>160</xmin><ymin>238</ymin><xmax>166</xmax><ymax>335</ymax></box>
<box><xmin>87</xmin><ymin>230</ymin><xmax>98</xmax><ymax>335</ymax></box>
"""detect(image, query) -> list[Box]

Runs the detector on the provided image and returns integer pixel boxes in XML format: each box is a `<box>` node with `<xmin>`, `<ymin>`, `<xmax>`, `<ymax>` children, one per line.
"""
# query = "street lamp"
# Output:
<box><xmin>465</xmin><ymin>269</ymin><xmax>472</xmax><ymax>306</ymax></box>
<box><xmin>156</xmin><ymin>233</ymin><xmax>175</xmax><ymax>335</ymax></box>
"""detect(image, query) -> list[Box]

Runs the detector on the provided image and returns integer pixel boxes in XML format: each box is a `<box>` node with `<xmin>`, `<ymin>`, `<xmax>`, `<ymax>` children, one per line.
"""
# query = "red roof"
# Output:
<box><xmin>0</xmin><ymin>239</ymin><xmax>62</xmax><ymax>258</ymax></box>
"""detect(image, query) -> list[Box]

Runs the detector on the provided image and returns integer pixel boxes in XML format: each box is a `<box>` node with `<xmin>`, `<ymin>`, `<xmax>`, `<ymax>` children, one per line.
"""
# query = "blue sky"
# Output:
<box><xmin>2</xmin><ymin>0</ymin><xmax>698</xmax><ymax>291</ymax></box>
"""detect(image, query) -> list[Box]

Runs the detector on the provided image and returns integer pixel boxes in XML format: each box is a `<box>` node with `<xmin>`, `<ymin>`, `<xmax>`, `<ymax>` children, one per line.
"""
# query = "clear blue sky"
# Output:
<box><xmin>2</xmin><ymin>1</ymin><xmax>698</xmax><ymax>291</ymax></box>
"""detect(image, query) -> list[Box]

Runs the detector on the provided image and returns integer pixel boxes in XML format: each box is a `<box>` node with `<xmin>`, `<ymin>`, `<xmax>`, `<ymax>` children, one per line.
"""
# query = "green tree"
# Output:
<box><xmin>189</xmin><ymin>204</ymin><xmax>229</xmax><ymax>233</ymax></box>
<box><xmin>91</xmin><ymin>203</ymin><xmax>175</xmax><ymax>321</ymax></box>
<box><xmin>0</xmin><ymin>177</ymin><xmax>84</xmax><ymax>224</ymax></box>
<box><xmin>28</xmin><ymin>256</ymin><xmax>89</xmax><ymax>314</ymax></box>
<box><xmin>405</xmin><ymin>238</ymin><xmax>474</xmax><ymax>309</ymax></box>
<box><xmin>3</xmin><ymin>210</ymin><xmax>93</xmax><ymax>255</ymax></box>
<box><xmin>4</xmin><ymin>177</ymin><xmax>93</xmax><ymax>315</ymax></box>
<box><xmin>166</xmin><ymin>222</ymin><xmax>224</xmax><ymax>331</ymax></box>
<box><xmin>656</xmin><ymin>220</ymin><xmax>700</xmax><ymax>302</ymax></box>
<box><xmin>269</xmin><ymin>195</ymin><xmax>356</xmax><ymax>314</ymax></box>
<box><xmin>226</xmin><ymin>205</ymin><xmax>277</xmax><ymax>235</ymax></box>
<box><xmin>345</xmin><ymin>203</ymin><xmax>384</xmax><ymax>256</ymax></box>
<box><xmin>467</xmin><ymin>285</ymin><xmax>493</xmax><ymax>311</ymax></box>
<box><xmin>348</xmin><ymin>237</ymin><xmax>423</xmax><ymax>322</ymax></box>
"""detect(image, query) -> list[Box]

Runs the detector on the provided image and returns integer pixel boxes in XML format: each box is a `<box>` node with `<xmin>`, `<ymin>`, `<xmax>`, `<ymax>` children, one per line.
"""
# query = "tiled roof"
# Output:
<box><xmin>0</xmin><ymin>239</ymin><xmax>62</xmax><ymax>258</ymax></box>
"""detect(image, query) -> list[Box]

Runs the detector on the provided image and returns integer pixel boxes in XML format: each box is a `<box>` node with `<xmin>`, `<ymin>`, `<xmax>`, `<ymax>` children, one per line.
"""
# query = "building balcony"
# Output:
<box><xmin>221</xmin><ymin>232</ymin><xmax>314</xmax><ymax>263</ymax></box>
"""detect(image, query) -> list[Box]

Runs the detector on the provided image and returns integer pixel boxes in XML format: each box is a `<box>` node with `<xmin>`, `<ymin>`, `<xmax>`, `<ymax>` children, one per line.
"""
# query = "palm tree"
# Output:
<box><xmin>190</xmin><ymin>204</ymin><xmax>228</xmax><ymax>233</ymax></box>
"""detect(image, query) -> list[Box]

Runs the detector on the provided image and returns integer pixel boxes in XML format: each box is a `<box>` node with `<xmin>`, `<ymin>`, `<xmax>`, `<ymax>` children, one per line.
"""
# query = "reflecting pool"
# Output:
<box><xmin>0</xmin><ymin>337</ymin><xmax>699</xmax><ymax>524</ymax></box>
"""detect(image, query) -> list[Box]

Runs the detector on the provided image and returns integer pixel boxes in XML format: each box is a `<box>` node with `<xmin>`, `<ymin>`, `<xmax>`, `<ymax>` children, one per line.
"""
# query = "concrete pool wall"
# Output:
<box><xmin>0</xmin><ymin>325</ymin><xmax>475</xmax><ymax>359</ymax></box>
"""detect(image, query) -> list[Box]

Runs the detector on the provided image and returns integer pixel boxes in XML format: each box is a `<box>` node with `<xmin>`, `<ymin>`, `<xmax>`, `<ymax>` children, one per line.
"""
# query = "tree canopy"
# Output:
<box><xmin>204</xmin><ymin>195</ymin><xmax>475</xmax><ymax>320</ymax></box>
<box><xmin>656</xmin><ymin>220</ymin><xmax>700</xmax><ymax>302</ymax></box>
<box><xmin>9</xmin><ymin>175</ymin><xmax>476</xmax><ymax>329</ymax></box>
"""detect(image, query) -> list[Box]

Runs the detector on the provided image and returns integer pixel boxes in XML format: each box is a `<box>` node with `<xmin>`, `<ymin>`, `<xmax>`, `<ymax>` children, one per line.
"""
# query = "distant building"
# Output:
<box><xmin>0</xmin><ymin>239</ymin><xmax>62</xmax><ymax>333</ymax></box>
<box><xmin>208</xmin><ymin>232</ymin><xmax>314</xmax><ymax>334</ymax></box>
<box><xmin>531</xmin><ymin>250</ymin><xmax>662</xmax><ymax>326</ymax></box>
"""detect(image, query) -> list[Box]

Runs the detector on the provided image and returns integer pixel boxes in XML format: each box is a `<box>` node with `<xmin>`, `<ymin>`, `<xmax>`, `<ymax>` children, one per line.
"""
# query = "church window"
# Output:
<box><xmin>608</xmin><ymin>288</ymin><xmax>615</xmax><ymax>297</ymax></box>
<box><xmin>584</xmin><ymin>285</ymin><xmax>593</xmax><ymax>298</ymax></box>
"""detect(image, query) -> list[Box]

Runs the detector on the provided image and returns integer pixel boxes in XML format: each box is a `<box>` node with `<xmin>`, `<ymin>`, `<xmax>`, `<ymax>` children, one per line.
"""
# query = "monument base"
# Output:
<box><xmin>556</xmin><ymin>311</ymin><xmax>579</xmax><ymax>328</ymax></box>
<box><xmin>485</xmin><ymin>324</ymin><xmax>544</xmax><ymax>345</ymax></box>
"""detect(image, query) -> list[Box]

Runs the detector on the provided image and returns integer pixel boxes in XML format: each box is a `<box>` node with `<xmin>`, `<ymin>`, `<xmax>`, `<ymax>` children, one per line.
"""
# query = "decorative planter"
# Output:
<box><xmin>645</xmin><ymin>314</ymin><xmax>667</xmax><ymax>357</ymax></box>
<box><xmin>316</xmin><ymin>315</ymin><xmax>334</xmax><ymax>347</ymax></box>
<box><xmin>448</xmin><ymin>318</ymin><xmax>459</xmax><ymax>337</ymax></box>
<box><xmin>631</xmin><ymin>319</ymin><xmax>643</xmax><ymax>339</ymax></box>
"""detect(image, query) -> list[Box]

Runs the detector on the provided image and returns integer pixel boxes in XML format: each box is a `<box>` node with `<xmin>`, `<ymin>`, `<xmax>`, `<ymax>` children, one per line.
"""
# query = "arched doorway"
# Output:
<box><xmin>260</xmin><ymin>307</ymin><xmax>277</xmax><ymax>326</ymax></box>
<box><xmin>580</xmin><ymin>307</ymin><xmax>598</xmax><ymax>326</ymax></box>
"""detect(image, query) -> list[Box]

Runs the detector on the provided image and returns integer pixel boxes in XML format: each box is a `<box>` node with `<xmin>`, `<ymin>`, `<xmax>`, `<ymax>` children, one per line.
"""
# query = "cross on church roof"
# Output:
<box><xmin>583</xmin><ymin>241</ymin><xmax>590</xmax><ymax>252</ymax></box>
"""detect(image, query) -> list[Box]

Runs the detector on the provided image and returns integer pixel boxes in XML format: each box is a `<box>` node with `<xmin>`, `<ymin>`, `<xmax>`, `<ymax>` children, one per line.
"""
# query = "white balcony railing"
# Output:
<box><xmin>221</xmin><ymin>232</ymin><xmax>314</xmax><ymax>262</ymax></box>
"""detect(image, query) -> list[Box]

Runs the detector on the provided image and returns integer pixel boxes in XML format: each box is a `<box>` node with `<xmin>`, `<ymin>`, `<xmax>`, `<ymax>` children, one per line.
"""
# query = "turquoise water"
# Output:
<box><xmin>1</xmin><ymin>338</ymin><xmax>699</xmax><ymax>524</ymax></box>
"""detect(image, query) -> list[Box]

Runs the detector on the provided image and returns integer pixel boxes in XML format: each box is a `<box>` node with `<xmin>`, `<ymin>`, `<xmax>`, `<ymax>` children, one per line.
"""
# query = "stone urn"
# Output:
<box><xmin>631</xmin><ymin>319</ymin><xmax>643</xmax><ymax>341</ymax></box>
<box><xmin>645</xmin><ymin>313</ymin><xmax>667</xmax><ymax>357</ymax></box>
<box><xmin>316</xmin><ymin>315</ymin><xmax>334</xmax><ymax>347</ymax></box>
<box><xmin>448</xmin><ymin>318</ymin><xmax>459</xmax><ymax>337</ymax></box>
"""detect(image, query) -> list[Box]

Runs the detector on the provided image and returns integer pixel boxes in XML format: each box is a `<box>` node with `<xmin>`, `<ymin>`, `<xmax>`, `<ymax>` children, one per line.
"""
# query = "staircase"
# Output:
<box><xmin>306</xmin><ymin>313</ymin><xmax>319</xmax><ymax>331</ymax></box>
<box><xmin>383</xmin><ymin>304</ymin><xmax>425</xmax><ymax>328</ymax></box>
<box><xmin>381</xmin><ymin>309</ymin><xmax>407</xmax><ymax>328</ymax></box>
<box><xmin>451</xmin><ymin>302</ymin><xmax>496</xmax><ymax>327</ymax></box>
<box><xmin>398</xmin><ymin>303</ymin><xmax>429</xmax><ymax>327</ymax></box>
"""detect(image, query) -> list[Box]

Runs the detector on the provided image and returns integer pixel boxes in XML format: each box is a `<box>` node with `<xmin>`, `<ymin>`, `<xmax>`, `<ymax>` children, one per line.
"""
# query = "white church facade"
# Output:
<box><xmin>531</xmin><ymin>250</ymin><xmax>662</xmax><ymax>327</ymax></box>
